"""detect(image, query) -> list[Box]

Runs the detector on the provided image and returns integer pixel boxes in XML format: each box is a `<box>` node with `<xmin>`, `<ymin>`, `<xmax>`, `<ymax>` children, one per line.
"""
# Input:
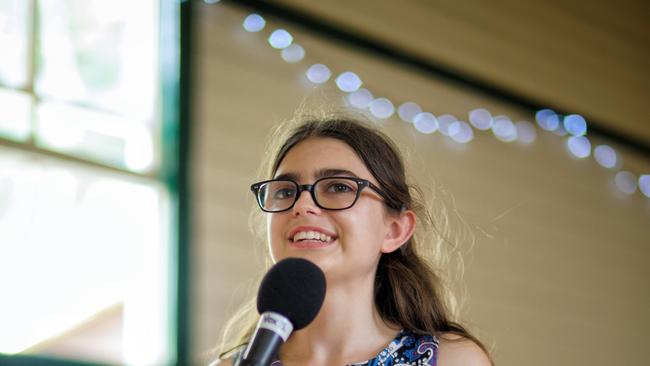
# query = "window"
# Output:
<box><xmin>0</xmin><ymin>1</ymin><xmax>180</xmax><ymax>365</ymax></box>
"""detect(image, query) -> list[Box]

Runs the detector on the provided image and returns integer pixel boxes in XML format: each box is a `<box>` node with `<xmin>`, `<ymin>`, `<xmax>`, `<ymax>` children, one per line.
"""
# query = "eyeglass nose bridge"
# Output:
<box><xmin>297</xmin><ymin>183</ymin><xmax>314</xmax><ymax>192</ymax></box>
<box><xmin>293</xmin><ymin>183</ymin><xmax>317</xmax><ymax>206</ymax></box>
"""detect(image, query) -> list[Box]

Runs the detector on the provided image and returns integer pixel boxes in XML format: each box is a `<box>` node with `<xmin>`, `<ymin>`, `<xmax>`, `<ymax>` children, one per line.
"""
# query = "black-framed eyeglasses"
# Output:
<box><xmin>250</xmin><ymin>176</ymin><xmax>396</xmax><ymax>213</ymax></box>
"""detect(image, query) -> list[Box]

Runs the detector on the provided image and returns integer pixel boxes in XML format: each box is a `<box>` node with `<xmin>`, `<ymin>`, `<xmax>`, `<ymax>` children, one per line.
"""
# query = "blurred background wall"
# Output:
<box><xmin>191</xmin><ymin>1</ymin><xmax>649</xmax><ymax>366</ymax></box>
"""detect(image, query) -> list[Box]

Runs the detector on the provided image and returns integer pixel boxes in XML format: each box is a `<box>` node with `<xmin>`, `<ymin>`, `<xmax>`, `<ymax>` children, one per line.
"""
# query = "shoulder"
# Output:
<box><xmin>436</xmin><ymin>333</ymin><xmax>492</xmax><ymax>366</ymax></box>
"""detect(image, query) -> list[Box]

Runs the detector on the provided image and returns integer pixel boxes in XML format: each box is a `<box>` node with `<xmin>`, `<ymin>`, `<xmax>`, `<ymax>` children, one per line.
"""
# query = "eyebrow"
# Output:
<box><xmin>274</xmin><ymin>168</ymin><xmax>360</xmax><ymax>181</ymax></box>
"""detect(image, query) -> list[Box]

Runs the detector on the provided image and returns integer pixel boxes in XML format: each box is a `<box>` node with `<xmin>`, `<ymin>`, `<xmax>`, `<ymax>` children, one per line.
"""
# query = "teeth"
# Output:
<box><xmin>292</xmin><ymin>231</ymin><xmax>332</xmax><ymax>243</ymax></box>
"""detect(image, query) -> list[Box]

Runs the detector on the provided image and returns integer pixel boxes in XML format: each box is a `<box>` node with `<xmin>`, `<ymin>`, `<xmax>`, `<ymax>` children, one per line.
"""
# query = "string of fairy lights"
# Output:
<box><xmin>207</xmin><ymin>1</ymin><xmax>650</xmax><ymax>200</ymax></box>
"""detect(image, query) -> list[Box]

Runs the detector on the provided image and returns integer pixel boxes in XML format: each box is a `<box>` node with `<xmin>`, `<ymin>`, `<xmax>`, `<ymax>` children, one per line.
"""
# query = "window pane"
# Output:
<box><xmin>0</xmin><ymin>87</ymin><xmax>32</xmax><ymax>141</ymax></box>
<box><xmin>35</xmin><ymin>100</ymin><xmax>157</xmax><ymax>173</ymax></box>
<box><xmin>35</xmin><ymin>0</ymin><xmax>158</xmax><ymax>121</ymax></box>
<box><xmin>0</xmin><ymin>0</ymin><xmax>31</xmax><ymax>89</ymax></box>
<box><xmin>0</xmin><ymin>146</ymin><xmax>174</xmax><ymax>365</ymax></box>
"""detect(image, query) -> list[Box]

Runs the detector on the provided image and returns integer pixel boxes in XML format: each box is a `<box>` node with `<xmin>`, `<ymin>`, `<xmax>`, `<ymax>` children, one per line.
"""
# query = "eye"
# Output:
<box><xmin>272</xmin><ymin>187</ymin><xmax>296</xmax><ymax>200</ymax></box>
<box><xmin>325</xmin><ymin>181</ymin><xmax>355</xmax><ymax>194</ymax></box>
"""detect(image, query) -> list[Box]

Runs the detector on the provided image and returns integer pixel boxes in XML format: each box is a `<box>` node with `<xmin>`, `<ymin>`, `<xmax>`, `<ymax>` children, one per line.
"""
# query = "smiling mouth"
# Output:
<box><xmin>290</xmin><ymin>230</ymin><xmax>336</xmax><ymax>244</ymax></box>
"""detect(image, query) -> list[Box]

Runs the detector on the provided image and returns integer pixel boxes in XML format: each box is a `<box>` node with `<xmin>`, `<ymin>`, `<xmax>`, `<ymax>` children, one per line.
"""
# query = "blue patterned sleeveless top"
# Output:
<box><xmin>233</xmin><ymin>329</ymin><xmax>439</xmax><ymax>366</ymax></box>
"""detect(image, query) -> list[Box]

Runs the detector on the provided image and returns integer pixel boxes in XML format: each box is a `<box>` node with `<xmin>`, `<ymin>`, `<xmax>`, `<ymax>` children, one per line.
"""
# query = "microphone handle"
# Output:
<box><xmin>239</xmin><ymin>328</ymin><xmax>284</xmax><ymax>366</ymax></box>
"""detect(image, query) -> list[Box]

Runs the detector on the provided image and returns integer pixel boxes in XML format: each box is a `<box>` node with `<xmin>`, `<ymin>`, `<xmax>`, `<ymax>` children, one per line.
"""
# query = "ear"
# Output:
<box><xmin>381</xmin><ymin>209</ymin><xmax>416</xmax><ymax>253</ymax></box>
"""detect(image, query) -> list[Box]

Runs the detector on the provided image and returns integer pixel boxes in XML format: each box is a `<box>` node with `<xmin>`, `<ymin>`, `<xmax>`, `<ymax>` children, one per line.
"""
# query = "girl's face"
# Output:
<box><xmin>268</xmin><ymin>137</ymin><xmax>401</xmax><ymax>283</ymax></box>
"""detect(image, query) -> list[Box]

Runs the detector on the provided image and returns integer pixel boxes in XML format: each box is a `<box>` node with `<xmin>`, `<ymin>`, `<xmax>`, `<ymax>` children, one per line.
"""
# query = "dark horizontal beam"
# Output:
<box><xmin>223</xmin><ymin>0</ymin><xmax>650</xmax><ymax>158</ymax></box>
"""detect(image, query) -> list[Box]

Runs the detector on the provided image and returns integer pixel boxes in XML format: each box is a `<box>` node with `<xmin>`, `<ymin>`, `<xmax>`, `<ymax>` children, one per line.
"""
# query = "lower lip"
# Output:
<box><xmin>289</xmin><ymin>239</ymin><xmax>335</xmax><ymax>249</ymax></box>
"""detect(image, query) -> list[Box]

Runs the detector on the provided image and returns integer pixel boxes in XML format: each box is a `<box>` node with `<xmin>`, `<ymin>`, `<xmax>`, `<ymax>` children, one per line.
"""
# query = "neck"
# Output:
<box><xmin>279</xmin><ymin>273</ymin><xmax>400</xmax><ymax>366</ymax></box>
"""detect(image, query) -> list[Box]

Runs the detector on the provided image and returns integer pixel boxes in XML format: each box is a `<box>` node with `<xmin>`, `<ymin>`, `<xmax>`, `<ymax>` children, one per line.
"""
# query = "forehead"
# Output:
<box><xmin>275</xmin><ymin>137</ymin><xmax>374</xmax><ymax>180</ymax></box>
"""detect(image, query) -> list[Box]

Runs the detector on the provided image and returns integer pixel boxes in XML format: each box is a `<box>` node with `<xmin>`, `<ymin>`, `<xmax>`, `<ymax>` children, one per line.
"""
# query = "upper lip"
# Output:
<box><xmin>287</xmin><ymin>226</ymin><xmax>338</xmax><ymax>241</ymax></box>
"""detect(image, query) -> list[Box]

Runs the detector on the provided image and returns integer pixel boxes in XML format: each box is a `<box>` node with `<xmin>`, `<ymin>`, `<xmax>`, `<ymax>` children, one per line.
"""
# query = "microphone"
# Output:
<box><xmin>240</xmin><ymin>257</ymin><xmax>327</xmax><ymax>366</ymax></box>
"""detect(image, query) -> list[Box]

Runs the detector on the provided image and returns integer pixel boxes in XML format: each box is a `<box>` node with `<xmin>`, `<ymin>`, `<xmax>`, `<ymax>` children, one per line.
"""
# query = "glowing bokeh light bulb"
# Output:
<box><xmin>469</xmin><ymin>108</ymin><xmax>492</xmax><ymax>130</ymax></box>
<box><xmin>347</xmin><ymin>89</ymin><xmax>373</xmax><ymax>109</ymax></box>
<box><xmin>397</xmin><ymin>102</ymin><xmax>421</xmax><ymax>123</ymax></box>
<box><xmin>335</xmin><ymin>72</ymin><xmax>362</xmax><ymax>92</ymax></box>
<box><xmin>567</xmin><ymin>136</ymin><xmax>591</xmax><ymax>158</ymax></box>
<box><xmin>594</xmin><ymin>145</ymin><xmax>617</xmax><ymax>168</ymax></box>
<box><xmin>564</xmin><ymin>114</ymin><xmax>587</xmax><ymax>136</ymax></box>
<box><xmin>449</xmin><ymin>121</ymin><xmax>474</xmax><ymax>143</ymax></box>
<box><xmin>268</xmin><ymin>29</ymin><xmax>293</xmax><ymax>49</ymax></box>
<box><xmin>306</xmin><ymin>64</ymin><xmax>331</xmax><ymax>84</ymax></box>
<box><xmin>243</xmin><ymin>14</ymin><xmax>265</xmax><ymax>32</ymax></box>
<box><xmin>281</xmin><ymin>44</ymin><xmax>305</xmax><ymax>63</ymax></box>
<box><xmin>413</xmin><ymin>112</ymin><xmax>438</xmax><ymax>134</ymax></box>
<box><xmin>437</xmin><ymin>114</ymin><xmax>457</xmax><ymax>136</ymax></box>
<box><xmin>369</xmin><ymin>98</ymin><xmax>394</xmax><ymax>119</ymax></box>
<box><xmin>492</xmin><ymin>116</ymin><xmax>517</xmax><ymax>142</ymax></box>
<box><xmin>536</xmin><ymin>109</ymin><xmax>560</xmax><ymax>131</ymax></box>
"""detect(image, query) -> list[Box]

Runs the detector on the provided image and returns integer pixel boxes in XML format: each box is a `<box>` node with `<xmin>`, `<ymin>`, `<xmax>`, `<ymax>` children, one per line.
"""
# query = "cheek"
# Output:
<box><xmin>338</xmin><ymin>207</ymin><xmax>387</xmax><ymax>247</ymax></box>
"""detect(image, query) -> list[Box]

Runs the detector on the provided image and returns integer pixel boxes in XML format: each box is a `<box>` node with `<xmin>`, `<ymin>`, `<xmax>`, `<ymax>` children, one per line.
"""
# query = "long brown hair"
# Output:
<box><xmin>218</xmin><ymin>111</ymin><xmax>491</xmax><ymax>360</ymax></box>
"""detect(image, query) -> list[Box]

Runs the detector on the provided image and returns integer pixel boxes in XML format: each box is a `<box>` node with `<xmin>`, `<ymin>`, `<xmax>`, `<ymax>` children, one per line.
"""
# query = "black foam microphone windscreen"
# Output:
<box><xmin>240</xmin><ymin>258</ymin><xmax>326</xmax><ymax>366</ymax></box>
<box><xmin>257</xmin><ymin>257</ymin><xmax>327</xmax><ymax>330</ymax></box>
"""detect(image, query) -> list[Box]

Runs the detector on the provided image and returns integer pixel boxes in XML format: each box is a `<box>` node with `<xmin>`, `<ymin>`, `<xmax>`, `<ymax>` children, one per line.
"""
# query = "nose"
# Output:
<box><xmin>292</xmin><ymin>189</ymin><xmax>321</xmax><ymax>216</ymax></box>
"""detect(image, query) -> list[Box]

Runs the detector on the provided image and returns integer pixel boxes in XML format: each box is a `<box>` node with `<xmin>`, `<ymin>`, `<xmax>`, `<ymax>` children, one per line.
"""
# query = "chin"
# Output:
<box><xmin>279</xmin><ymin>250</ymin><xmax>331</xmax><ymax>270</ymax></box>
